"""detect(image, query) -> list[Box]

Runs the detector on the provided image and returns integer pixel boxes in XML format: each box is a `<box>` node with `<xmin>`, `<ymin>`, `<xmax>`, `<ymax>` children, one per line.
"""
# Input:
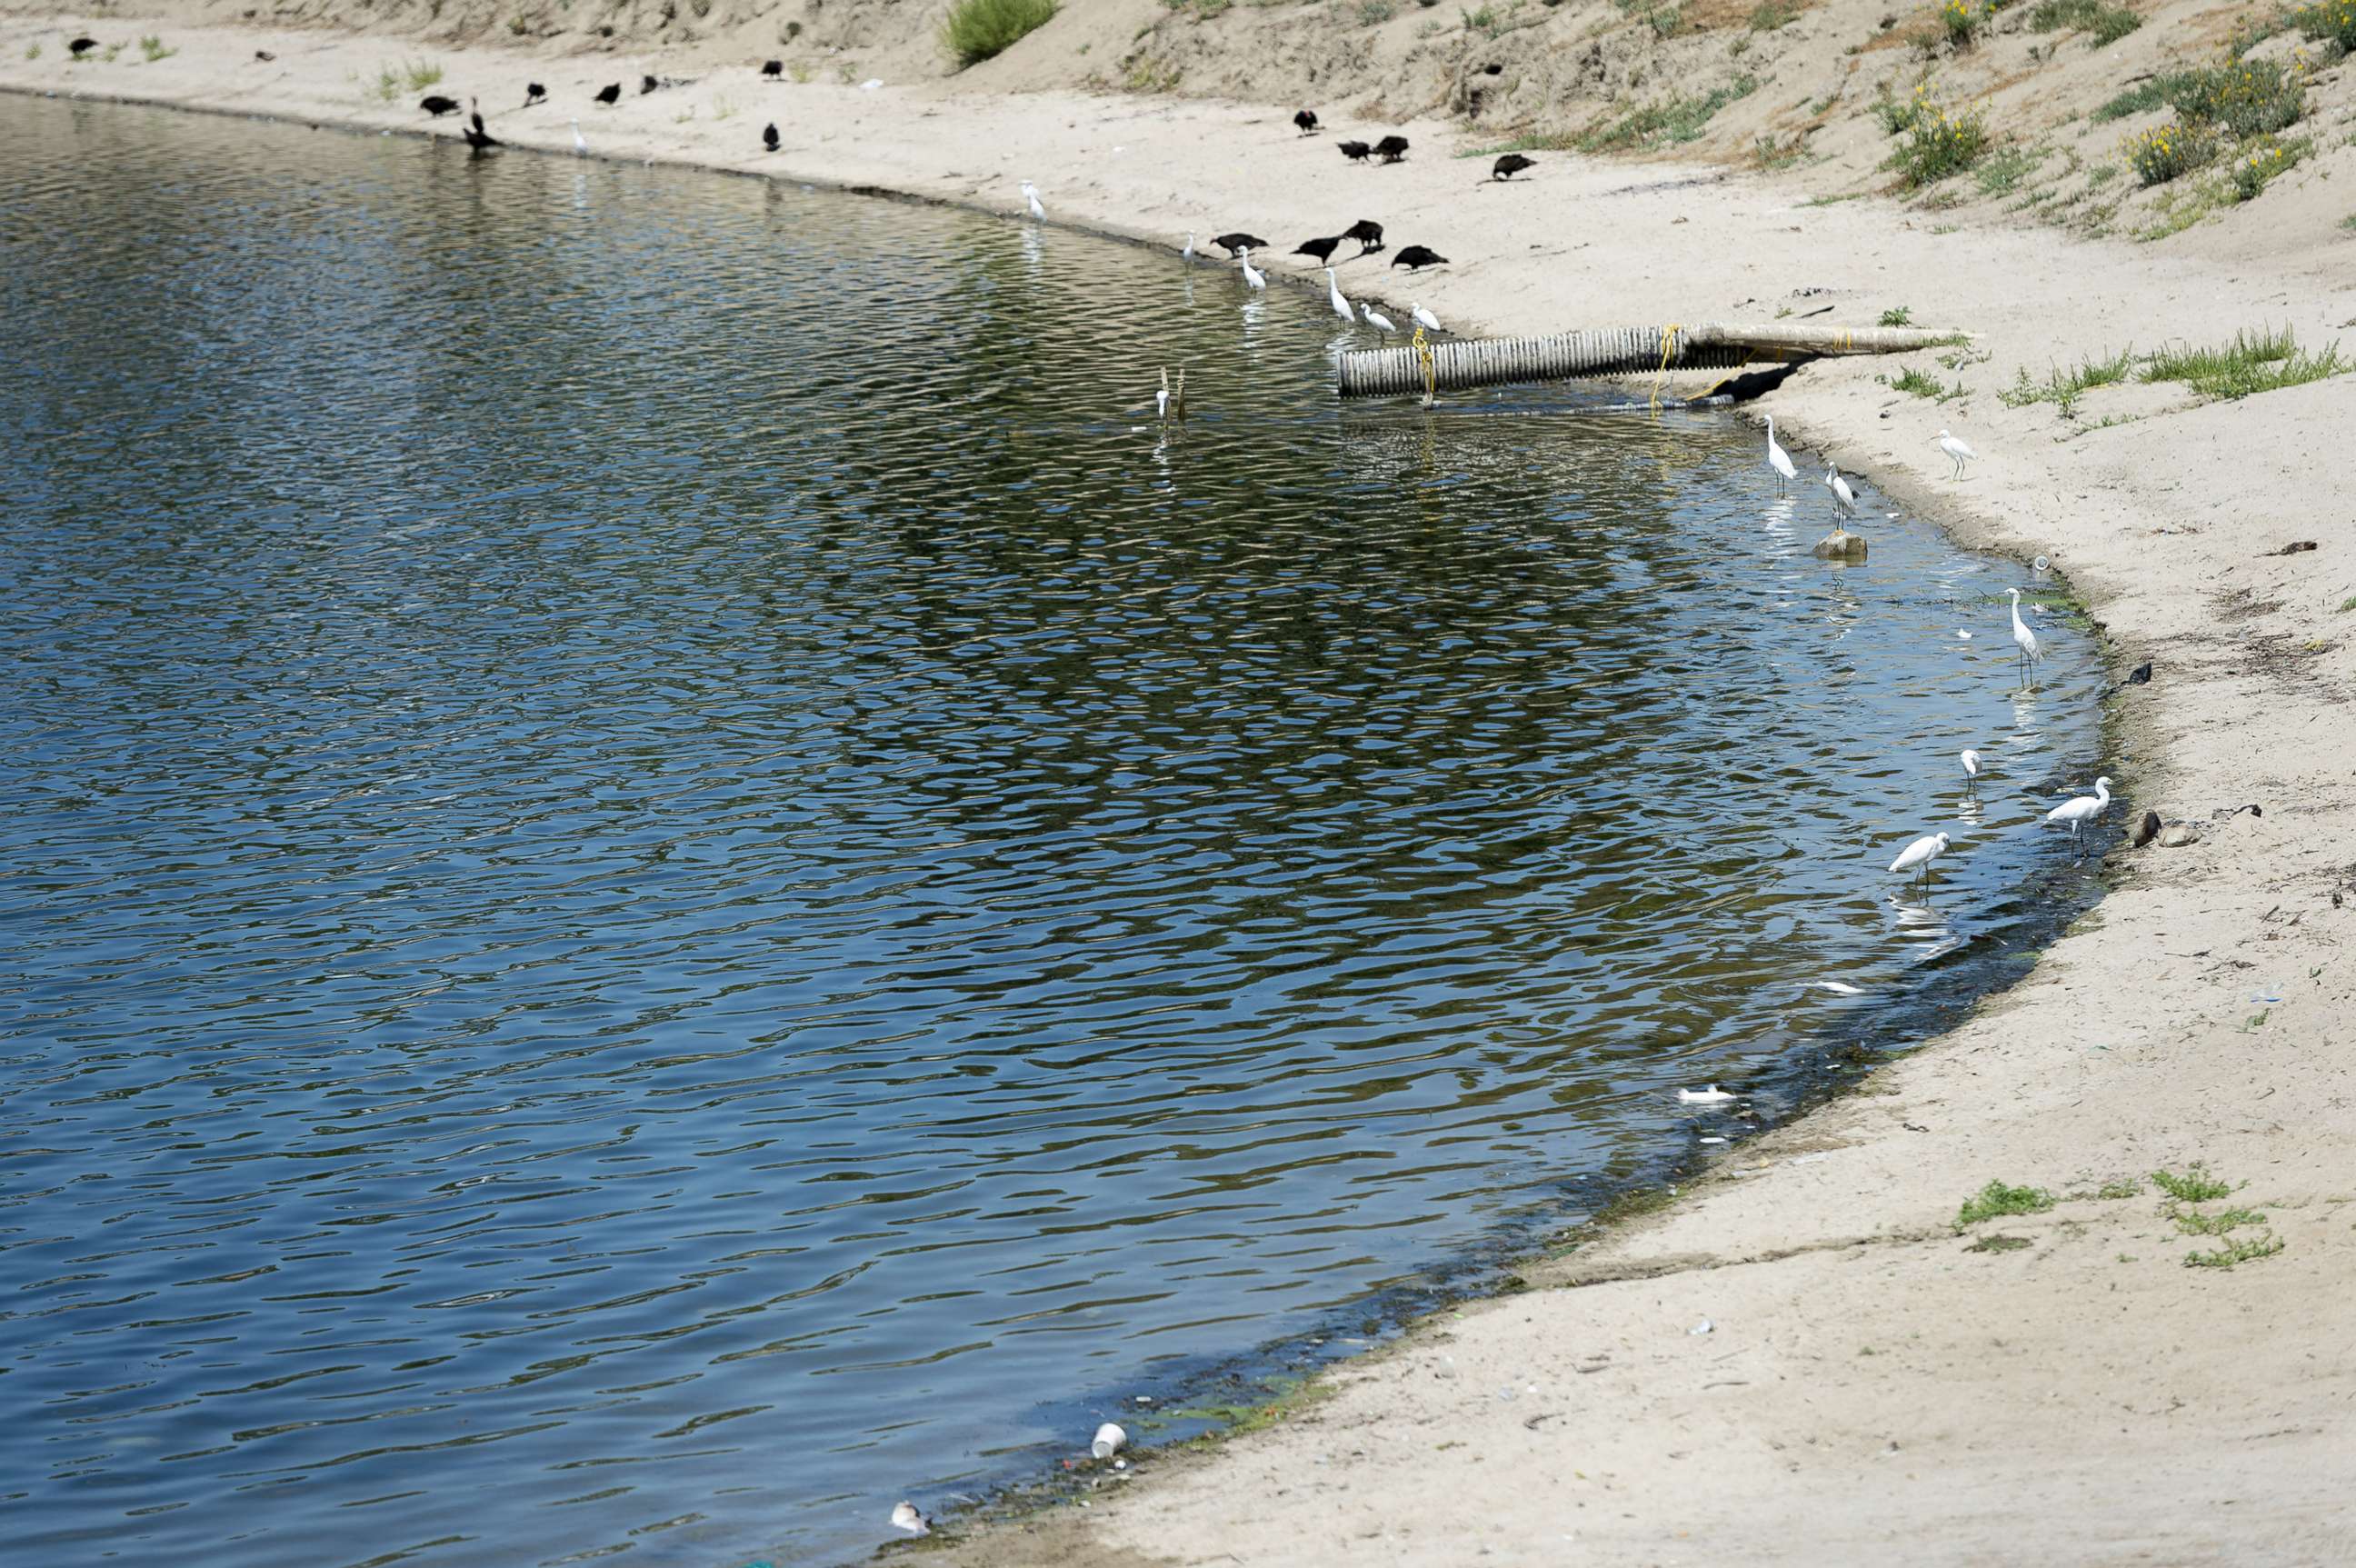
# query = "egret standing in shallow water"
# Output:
<box><xmin>1889</xmin><ymin>830</ymin><xmax>1952</xmax><ymax>891</ymax></box>
<box><xmin>1181</xmin><ymin>231</ymin><xmax>1195</xmax><ymax>265</ymax></box>
<box><xmin>1020</xmin><ymin>180</ymin><xmax>1044</xmax><ymax>220</ymax></box>
<box><xmin>571</xmin><ymin>117</ymin><xmax>588</xmax><ymax>156</ymax></box>
<box><xmin>1410</xmin><ymin>302</ymin><xmax>1442</xmax><ymax>334</ymax></box>
<box><xmin>1764</xmin><ymin>415</ymin><xmax>1797</xmax><ymax>493</ymax></box>
<box><xmin>1937</xmin><ymin>427</ymin><xmax>1977</xmax><ymax>480</ymax></box>
<box><xmin>1960</xmin><ymin>748</ymin><xmax>1982</xmax><ymax>794</ymax></box>
<box><xmin>2046</xmin><ymin>777</ymin><xmax>2112</xmax><ymax>856</ymax></box>
<box><xmin>1360</xmin><ymin>301</ymin><xmax>1395</xmax><ymax>335</ymax></box>
<box><xmin>1237</xmin><ymin>248</ymin><xmax>1266</xmax><ymax>290</ymax></box>
<box><xmin>1824</xmin><ymin>464</ymin><xmax>1857</xmax><ymax>516</ymax></box>
<box><xmin>1324</xmin><ymin>268</ymin><xmax>1353</xmax><ymax>324</ymax></box>
<box><xmin>2008</xmin><ymin>587</ymin><xmax>2042</xmax><ymax>690</ymax></box>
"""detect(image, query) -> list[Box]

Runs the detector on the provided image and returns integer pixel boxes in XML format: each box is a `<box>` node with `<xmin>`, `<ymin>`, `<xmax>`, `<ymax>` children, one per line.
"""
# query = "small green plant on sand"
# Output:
<box><xmin>2144</xmin><ymin>327</ymin><xmax>2343</xmax><ymax>401</ymax></box>
<box><xmin>1957</xmin><ymin>1180</ymin><xmax>2055</xmax><ymax>1228</ymax></box>
<box><xmin>2173</xmin><ymin>1205</ymin><xmax>2267</xmax><ymax>1236</ymax></box>
<box><xmin>2122</xmin><ymin>122</ymin><xmax>2212</xmax><ymax>186</ymax></box>
<box><xmin>1889</xmin><ymin>96</ymin><xmax>1991</xmax><ymax>185</ymax></box>
<box><xmin>1582</xmin><ymin>75</ymin><xmax>1755</xmax><ymax>151</ymax></box>
<box><xmin>1749</xmin><ymin>0</ymin><xmax>1801</xmax><ymax>28</ymax></box>
<box><xmin>1967</xmin><ymin>1233</ymin><xmax>2033</xmax><ymax>1253</ymax></box>
<box><xmin>1998</xmin><ymin>345</ymin><xmax>2136</xmax><ymax>414</ymax></box>
<box><xmin>2151</xmin><ymin>1164</ymin><xmax>2233</xmax><ymax>1203</ymax></box>
<box><xmin>2096</xmin><ymin>1177</ymin><xmax>2142</xmax><ymax>1200</ymax></box>
<box><xmin>139</xmin><ymin>34</ymin><xmax>175</xmax><ymax>62</ymax></box>
<box><xmin>25</xmin><ymin>41</ymin><xmax>41</xmax><ymax>60</ymax></box>
<box><xmin>2030</xmin><ymin>0</ymin><xmax>2140</xmax><ymax>45</ymax></box>
<box><xmin>1938</xmin><ymin>0</ymin><xmax>1988</xmax><ymax>47</ymax></box>
<box><xmin>404</xmin><ymin>58</ymin><xmax>444</xmax><ymax>90</ymax></box>
<box><xmin>1879</xmin><ymin>305</ymin><xmax>1915</xmax><ymax>325</ymax></box>
<box><xmin>2186</xmin><ymin>1232</ymin><xmax>2285</xmax><ymax>1267</ymax></box>
<box><xmin>2293</xmin><ymin>0</ymin><xmax>2356</xmax><ymax>50</ymax></box>
<box><xmin>942</xmin><ymin>0</ymin><xmax>1058</xmax><ymax>65</ymax></box>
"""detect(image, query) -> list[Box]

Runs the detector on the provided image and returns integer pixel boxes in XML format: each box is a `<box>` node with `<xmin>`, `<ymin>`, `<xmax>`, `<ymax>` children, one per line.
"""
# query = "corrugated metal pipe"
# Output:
<box><xmin>1334</xmin><ymin>323</ymin><xmax>1972</xmax><ymax>400</ymax></box>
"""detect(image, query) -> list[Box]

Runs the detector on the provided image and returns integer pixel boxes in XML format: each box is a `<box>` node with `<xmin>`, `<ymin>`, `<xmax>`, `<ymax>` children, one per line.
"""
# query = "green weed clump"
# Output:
<box><xmin>1749</xmin><ymin>0</ymin><xmax>1802</xmax><ymax>29</ymax></box>
<box><xmin>2030</xmin><ymin>0</ymin><xmax>2140</xmax><ymax>44</ymax></box>
<box><xmin>1582</xmin><ymin>75</ymin><xmax>1755</xmax><ymax>150</ymax></box>
<box><xmin>2144</xmin><ymin>327</ymin><xmax>2342</xmax><ymax>399</ymax></box>
<box><xmin>942</xmin><ymin>0</ymin><xmax>1058</xmax><ymax>67</ymax></box>
<box><xmin>404</xmin><ymin>58</ymin><xmax>444</xmax><ymax>89</ymax></box>
<box><xmin>2150</xmin><ymin>1164</ymin><xmax>2234</xmax><ymax>1203</ymax></box>
<box><xmin>1938</xmin><ymin>0</ymin><xmax>1989</xmax><ymax>47</ymax></box>
<box><xmin>2292</xmin><ymin>0</ymin><xmax>2356</xmax><ymax>50</ymax></box>
<box><xmin>1999</xmin><ymin>345</ymin><xmax>2137</xmax><ymax>413</ymax></box>
<box><xmin>138</xmin><ymin>34</ymin><xmax>175</xmax><ymax>62</ymax></box>
<box><xmin>2231</xmin><ymin>141</ymin><xmax>2297</xmax><ymax>201</ymax></box>
<box><xmin>2185</xmin><ymin>1232</ymin><xmax>2284</xmax><ymax>1267</ymax></box>
<box><xmin>1889</xmin><ymin>96</ymin><xmax>1992</xmax><ymax>185</ymax></box>
<box><xmin>2122</xmin><ymin>122</ymin><xmax>2212</xmax><ymax>185</ymax></box>
<box><xmin>1879</xmin><ymin>305</ymin><xmax>1915</xmax><ymax>325</ymax></box>
<box><xmin>1957</xmin><ymin>1180</ymin><xmax>2056</xmax><ymax>1227</ymax></box>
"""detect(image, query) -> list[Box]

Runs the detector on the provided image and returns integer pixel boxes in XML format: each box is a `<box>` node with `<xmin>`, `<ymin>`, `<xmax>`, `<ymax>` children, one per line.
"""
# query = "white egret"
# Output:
<box><xmin>1824</xmin><ymin>464</ymin><xmax>1857</xmax><ymax>515</ymax></box>
<box><xmin>1410</xmin><ymin>302</ymin><xmax>1443</xmax><ymax>334</ymax></box>
<box><xmin>1960</xmin><ymin>749</ymin><xmax>1981</xmax><ymax>793</ymax></box>
<box><xmin>1181</xmin><ymin>231</ymin><xmax>1195</xmax><ymax>264</ymax></box>
<box><xmin>1936</xmin><ymin>427</ymin><xmax>1977</xmax><ymax>480</ymax></box>
<box><xmin>1360</xmin><ymin>302</ymin><xmax>1396</xmax><ymax>335</ymax></box>
<box><xmin>1020</xmin><ymin>180</ymin><xmax>1044</xmax><ymax>220</ymax></box>
<box><xmin>571</xmin><ymin>117</ymin><xmax>587</xmax><ymax>156</ymax></box>
<box><xmin>1324</xmin><ymin>267</ymin><xmax>1353</xmax><ymax>323</ymax></box>
<box><xmin>1237</xmin><ymin>248</ymin><xmax>1266</xmax><ymax>290</ymax></box>
<box><xmin>1156</xmin><ymin>369</ymin><xmax>1170</xmax><ymax>421</ymax></box>
<box><xmin>890</xmin><ymin>1502</ymin><xmax>930</xmax><ymax>1536</ymax></box>
<box><xmin>1888</xmin><ymin>830</ymin><xmax>1952</xmax><ymax>890</ymax></box>
<box><xmin>1677</xmin><ymin>1085</ymin><xmax>1736</xmax><ymax>1105</ymax></box>
<box><xmin>2046</xmin><ymin>776</ymin><xmax>2112</xmax><ymax>855</ymax></box>
<box><xmin>1764</xmin><ymin>414</ymin><xmax>1797</xmax><ymax>493</ymax></box>
<box><xmin>2007</xmin><ymin>587</ymin><xmax>2042</xmax><ymax>689</ymax></box>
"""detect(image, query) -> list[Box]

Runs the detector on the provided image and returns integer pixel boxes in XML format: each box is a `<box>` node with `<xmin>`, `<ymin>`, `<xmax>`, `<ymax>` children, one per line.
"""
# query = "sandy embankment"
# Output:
<box><xmin>5</xmin><ymin>11</ymin><xmax>2353</xmax><ymax>1564</ymax></box>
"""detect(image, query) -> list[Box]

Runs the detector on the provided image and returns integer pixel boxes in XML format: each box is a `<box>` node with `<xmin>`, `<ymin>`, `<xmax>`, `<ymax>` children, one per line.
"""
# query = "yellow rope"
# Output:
<box><xmin>1651</xmin><ymin>324</ymin><xmax>1681</xmax><ymax>411</ymax></box>
<box><xmin>1413</xmin><ymin>326</ymin><xmax>1436</xmax><ymax>407</ymax></box>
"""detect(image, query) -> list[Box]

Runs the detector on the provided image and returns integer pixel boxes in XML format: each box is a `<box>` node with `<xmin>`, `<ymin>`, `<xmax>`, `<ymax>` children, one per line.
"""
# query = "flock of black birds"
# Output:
<box><xmin>415</xmin><ymin>61</ymin><xmax>803</xmax><ymax>158</ymax></box>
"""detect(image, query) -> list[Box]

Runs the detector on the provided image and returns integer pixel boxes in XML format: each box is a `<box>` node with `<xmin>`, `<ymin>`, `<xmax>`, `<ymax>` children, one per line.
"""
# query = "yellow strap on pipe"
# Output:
<box><xmin>1651</xmin><ymin>324</ymin><xmax>1680</xmax><ymax>411</ymax></box>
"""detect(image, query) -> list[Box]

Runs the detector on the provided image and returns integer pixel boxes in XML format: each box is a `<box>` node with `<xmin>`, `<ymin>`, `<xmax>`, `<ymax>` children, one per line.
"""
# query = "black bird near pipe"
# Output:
<box><xmin>762</xmin><ymin>59</ymin><xmax>784</xmax><ymax>77</ymax></box>
<box><xmin>1211</xmin><ymin>232</ymin><xmax>1269</xmax><ymax>257</ymax></box>
<box><xmin>524</xmin><ymin>82</ymin><xmax>546</xmax><ymax>106</ymax></box>
<box><xmin>1390</xmin><ymin>245</ymin><xmax>1447</xmax><ymax>272</ymax></box>
<box><xmin>1293</xmin><ymin>235</ymin><xmax>1343</xmax><ymax>265</ymax></box>
<box><xmin>1700</xmin><ymin>360</ymin><xmax>1811</xmax><ymax>404</ymax></box>
<box><xmin>68</xmin><ymin>35</ymin><xmax>95</xmax><ymax>56</ymax></box>
<box><xmin>1337</xmin><ymin>140</ymin><xmax>1372</xmax><ymax>163</ymax></box>
<box><xmin>1492</xmin><ymin>153</ymin><xmax>1535</xmax><ymax>181</ymax></box>
<box><xmin>640</xmin><ymin>75</ymin><xmax>659</xmax><ymax>95</ymax></box>
<box><xmin>1293</xmin><ymin>108</ymin><xmax>1319</xmax><ymax>135</ymax></box>
<box><xmin>763</xmin><ymin>122</ymin><xmax>780</xmax><ymax>152</ymax></box>
<box><xmin>1342</xmin><ymin>218</ymin><xmax>1384</xmax><ymax>255</ymax></box>
<box><xmin>594</xmin><ymin>83</ymin><xmax>621</xmax><ymax>106</ymax></box>
<box><xmin>1373</xmin><ymin>135</ymin><xmax>1410</xmax><ymax>163</ymax></box>
<box><xmin>420</xmin><ymin>94</ymin><xmax>461</xmax><ymax>117</ymax></box>
<box><xmin>462</xmin><ymin>101</ymin><xmax>500</xmax><ymax>152</ymax></box>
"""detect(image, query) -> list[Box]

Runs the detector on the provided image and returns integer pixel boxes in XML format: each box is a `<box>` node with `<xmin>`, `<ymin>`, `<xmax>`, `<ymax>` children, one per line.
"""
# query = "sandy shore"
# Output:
<box><xmin>6</xmin><ymin>14</ymin><xmax>2353</xmax><ymax>1564</ymax></box>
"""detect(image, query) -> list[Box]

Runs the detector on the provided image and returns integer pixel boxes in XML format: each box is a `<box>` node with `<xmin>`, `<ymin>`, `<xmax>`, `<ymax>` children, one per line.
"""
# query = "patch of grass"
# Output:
<box><xmin>2173</xmin><ymin>57</ymin><xmax>2307</xmax><ymax>139</ymax></box>
<box><xmin>942</xmin><ymin>0</ymin><xmax>1058</xmax><ymax>67</ymax></box>
<box><xmin>1966</xmin><ymin>1233</ymin><xmax>2034</xmax><ymax>1253</ymax></box>
<box><xmin>1957</xmin><ymin>1179</ymin><xmax>2056</xmax><ymax>1227</ymax></box>
<box><xmin>1886</xmin><ymin>363</ymin><xmax>1967</xmax><ymax>400</ymax></box>
<box><xmin>1754</xmin><ymin>133</ymin><xmax>1811</xmax><ymax>170</ymax></box>
<box><xmin>2144</xmin><ymin>327</ymin><xmax>2343</xmax><ymax>399</ymax></box>
<box><xmin>2185</xmin><ymin>1232</ymin><xmax>2284</xmax><ymax>1268</ymax></box>
<box><xmin>1999</xmin><ymin>345</ymin><xmax>2137</xmax><ymax>413</ymax></box>
<box><xmin>788</xmin><ymin>59</ymin><xmax>814</xmax><ymax>84</ymax></box>
<box><xmin>1163</xmin><ymin>0</ymin><xmax>1233</xmax><ymax>14</ymax></box>
<box><xmin>1355</xmin><ymin>0</ymin><xmax>1397</xmax><ymax>21</ymax></box>
<box><xmin>1976</xmin><ymin>143</ymin><xmax>2046</xmax><ymax>195</ymax></box>
<box><xmin>2097</xmin><ymin>1177</ymin><xmax>2143</xmax><ymax>1200</ymax></box>
<box><xmin>403</xmin><ymin>58</ymin><xmax>444</xmax><ymax>90</ymax></box>
<box><xmin>2123</xmin><ymin>122</ymin><xmax>2214</xmax><ymax>186</ymax></box>
<box><xmin>1582</xmin><ymin>75</ymin><xmax>1755</xmax><ymax>151</ymax></box>
<box><xmin>2339</xmin><ymin>594</ymin><xmax>2356</xmax><ymax>612</ymax></box>
<box><xmin>2151</xmin><ymin>1164</ymin><xmax>2234</xmax><ymax>1203</ymax></box>
<box><xmin>2092</xmin><ymin>74</ymin><xmax>2191</xmax><ymax>125</ymax></box>
<box><xmin>1749</xmin><ymin>0</ymin><xmax>1802</xmax><ymax>27</ymax></box>
<box><xmin>25</xmin><ymin>41</ymin><xmax>41</xmax><ymax>60</ymax></box>
<box><xmin>101</xmin><ymin>42</ymin><xmax>123</xmax><ymax>63</ymax></box>
<box><xmin>1616</xmin><ymin>0</ymin><xmax>1688</xmax><ymax>38</ymax></box>
<box><xmin>1879</xmin><ymin>305</ymin><xmax>1914</xmax><ymax>325</ymax></box>
<box><xmin>1938</xmin><ymin>0</ymin><xmax>1990</xmax><ymax>47</ymax></box>
<box><xmin>1889</xmin><ymin>96</ymin><xmax>1992</xmax><ymax>185</ymax></box>
<box><xmin>1874</xmin><ymin>81</ymin><xmax>1932</xmax><ymax>135</ymax></box>
<box><xmin>2230</xmin><ymin>139</ymin><xmax>2301</xmax><ymax>201</ymax></box>
<box><xmin>2174</xmin><ymin>1204</ymin><xmax>2268</xmax><ymax>1236</ymax></box>
<box><xmin>2292</xmin><ymin>0</ymin><xmax>2356</xmax><ymax>51</ymax></box>
<box><xmin>2029</xmin><ymin>0</ymin><xmax>2141</xmax><ymax>43</ymax></box>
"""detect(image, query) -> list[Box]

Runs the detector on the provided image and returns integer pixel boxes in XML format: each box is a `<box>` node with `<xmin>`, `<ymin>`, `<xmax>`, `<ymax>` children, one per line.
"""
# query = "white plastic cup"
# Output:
<box><xmin>1091</xmin><ymin>1423</ymin><xmax>1126</xmax><ymax>1460</ymax></box>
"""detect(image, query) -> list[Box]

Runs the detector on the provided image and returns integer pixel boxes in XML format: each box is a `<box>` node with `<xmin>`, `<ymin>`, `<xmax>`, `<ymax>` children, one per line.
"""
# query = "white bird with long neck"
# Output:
<box><xmin>1156</xmin><ymin>368</ymin><xmax>1170</xmax><ymax>421</ymax></box>
<box><xmin>1765</xmin><ymin>415</ymin><xmax>1797</xmax><ymax>493</ymax></box>
<box><xmin>1237</xmin><ymin>248</ymin><xmax>1266</xmax><ymax>289</ymax></box>
<box><xmin>1410</xmin><ymin>302</ymin><xmax>1442</xmax><ymax>334</ymax></box>
<box><xmin>2046</xmin><ymin>776</ymin><xmax>2111</xmax><ymax>854</ymax></box>
<box><xmin>1960</xmin><ymin>749</ymin><xmax>1982</xmax><ymax>792</ymax></box>
<box><xmin>1325</xmin><ymin>268</ymin><xmax>1353</xmax><ymax>323</ymax></box>
<box><xmin>1020</xmin><ymin>180</ymin><xmax>1044</xmax><ymax>220</ymax></box>
<box><xmin>2008</xmin><ymin>588</ymin><xmax>2042</xmax><ymax>689</ymax></box>
<box><xmin>1360</xmin><ymin>302</ymin><xmax>1395</xmax><ymax>335</ymax></box>
<box><xmin>1937</xmin><ymin>426</ymin><xmax>1977</xmax><ymax>480</ymax></box>
<box><xmin>1825</xmin><ymin>465</ymin><xmax>1857</xmax><ymax>515</ymax></box>
<box><xmin>1181</xmin><ymin>231</ymin><xmax>1195</xmax><ymax>264</ymax></box>
<box><xmin>571</xmin><ymin>117</ymin><xmax>587</xmax><ymax>155</ymax></box>
<box><xmin>1889</xmin><ymin>830</ymin><xmax>1952</xmax><ymax>890</ymax></box>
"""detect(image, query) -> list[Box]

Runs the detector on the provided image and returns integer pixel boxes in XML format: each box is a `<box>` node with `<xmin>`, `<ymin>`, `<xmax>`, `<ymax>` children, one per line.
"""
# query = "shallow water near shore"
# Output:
<box><xmin>0</xmin><ymin>95</ymin><xmax>2110</xmax><ymax>1568</ymax></box>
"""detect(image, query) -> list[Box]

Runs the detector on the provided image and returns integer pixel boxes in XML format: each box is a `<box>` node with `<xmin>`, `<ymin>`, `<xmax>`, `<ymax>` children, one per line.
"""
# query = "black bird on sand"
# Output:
<box><xmin>2126</xmin><ymin>660</ymin><xmax>2152</xmax><ymax>685</ymax></box>
<box><xmin>640</xmin><ymin>75</ymin><xmax>660</xmax><ymax>95</ymax></box>
<box><xmin>1293</xmin><ymin>108</ymin><xmax>1319</xmax><ymax>135</ymax></box>
<box><xmin>421</xmin><ymin>94</ymin><xmax>461</xmax><ymax>117</ymax></box>
<box><xmin>463</xmin><ymin>102</ymin><xmax>500</xmax><ymax>152</ymax></box>
<box><xmin>763</xmin><ymin>122</ymin><xmax>780</xmax><ymax>152</ymax></box>
<box><xmin>594</xmin><ymin>83</ymin><xmax>622</xmax><ymax>105</ymax></box>
<box><xmin>524</xmin><ymin>82</ymin><xmax>546</xmax><ymax>106</ymax></box>
<box><xmin>1492</xmin><ymin>153</ymin><xmax>1535</xmax><ymax>181</ymax></box>
<box><xmin>1343</xmin><ymin>218</ymin><xmax>1384</xmax><ymax>255</ymax></box>
<box><xmin>1373</xmin><ymin>135</ymin><xmax>1410</xmax><ymax>163</ymax></box>
<box><xmin>1293</xmin><ymin>235</ymin><xmax>1343</xmax><ymax>265</ymax></box>
<box><xmin>762</xmin><ymin>59</ymin><xmax>784</xmax><ymax>77</ymax></box>
<box><xmin>1337</xmin><ymin>139</ymin><xmax>1372</xmax><ymax>163</ymax></box>
<box><xmin>1701</xmin><ymin>360</ymin><xmax>1811</xmax><ymax>404</ymax></box>
<box><xmin>68</xmin><ymin>35</ymin><xmax>96</xmax><ymax>56</ymax></box>
<box><xmin>255</xmin><ymin>49</ymin><xmax>276</xmax><ymax>62</ymax></box>
<box><xmin>1212</xmin><ymin>232</ymin><xmax>1270</xmax><ymax>257</ymax></box>
<box><xmin>1391</xmin><ymin>245</ymin><xmax>1448</xmax><ymax>272</ymax></box>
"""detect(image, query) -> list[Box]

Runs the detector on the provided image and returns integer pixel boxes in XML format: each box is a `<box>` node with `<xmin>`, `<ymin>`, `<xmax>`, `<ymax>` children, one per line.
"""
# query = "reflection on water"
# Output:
<box><xmin>0</xmin><ymin>97</ymin><xmax>2106</xmax><ymax>1568</ymax></box>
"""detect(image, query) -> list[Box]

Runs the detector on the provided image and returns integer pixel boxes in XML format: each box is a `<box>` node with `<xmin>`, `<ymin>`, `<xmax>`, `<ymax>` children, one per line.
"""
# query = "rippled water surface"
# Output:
<box><xmin>0</xmin><ymin>96</ymin><xmax>2108</xmax><ymax>1567</ymax></box>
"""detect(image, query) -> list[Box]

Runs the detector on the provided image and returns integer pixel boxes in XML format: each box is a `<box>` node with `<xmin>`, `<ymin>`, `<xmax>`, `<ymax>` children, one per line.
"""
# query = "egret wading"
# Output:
<box><xmin>1825</xmin><ymin>465</ymin><xmax>1857</xmax><ymax>516</ymax></box>
<box><xmin>2008</xmin><ymin>588</ymin><xmax>2042</xmax><ymax>690</ymax></box>
<box><xmin>1764</xmin><ymin>415</ymin><xmax>1797</xmax><ymax>493</ymax></box>
<box><xmin>1889</xmin><ymin>831</ymin><xmax>1952</xmax><ymax>892</ymax></box>
<box><xmin>1237</xmin><ymin>248</ymin><xmax>1266</xmax><ymax>290</ymax></box>
<box><xmin>2046</xmin><ymin>777</ymin><xmax>2112</xmax><ymax>857</ymax></box>
<box><xmin>1181</xmin><ymin>232</ymin><xmax>1196</xmax><ymax>264</ymax></box>
<box><xmin>1324</xmin><ymin>269</ymin><xmax>1354</xmax><ymax>324</ymax></box>
<box><xmin>571</xmin><ymin>118</ymin><xmax>588</xmax><ymax>155</ymax></box>
<box><xmin>1960</xmin><ymin>749</ymin><xmax>1982</xmax><ymax>794</ymax></box>
<box><xmin>1360</xmin><ymin>302</ymin><xmax>1396</xmax><ymax>335</ymax></box>
<box><xmin>1411</xmin><ymin>302</ymin><xmax>1442</xmax><ymax>335</ymax></box>
<box><xmin>1021</xmin><ymin>181</ymin><xmax>1044</xmax><ymax>221</ymax></box>
<box><xmin>1937</xmin><ymin>427</ymin><xmax>1977</xmax><ymax>480</ymax></box>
